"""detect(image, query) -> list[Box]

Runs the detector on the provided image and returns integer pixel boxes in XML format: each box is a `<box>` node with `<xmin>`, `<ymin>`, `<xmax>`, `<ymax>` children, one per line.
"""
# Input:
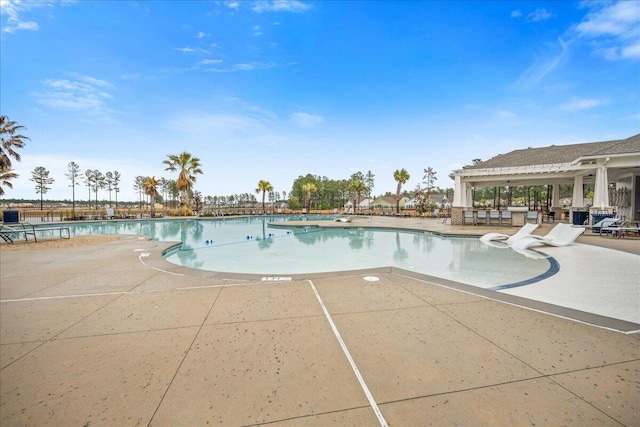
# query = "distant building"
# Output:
<box><xmin>371</xmin><ymin>195</ymin><xmax>410</xmax><ymax>212</ymax></box>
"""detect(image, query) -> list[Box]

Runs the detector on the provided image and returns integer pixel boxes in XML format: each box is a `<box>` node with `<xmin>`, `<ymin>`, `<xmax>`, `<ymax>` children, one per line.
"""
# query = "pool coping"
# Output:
<box><xmin>144</xmin><ymin>236</ymin><xmax>640</xmax><ymax>334</ymax></box>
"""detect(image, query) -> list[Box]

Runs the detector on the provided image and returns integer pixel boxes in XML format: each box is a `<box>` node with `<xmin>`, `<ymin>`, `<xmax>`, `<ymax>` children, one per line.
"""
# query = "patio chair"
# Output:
<box><xmin>489</xmin><ymin>210</ymin><xmax>500</xmax><ymax>225</ymax></box>
<box><xmin>526</xmin><ymin>210</ymin><xmax>539</xmax><ymax>224</ymax></box>
<box><xmin>479</xmin><ymin>223</ymin><xmax>539</xmax><ymax>246</ymax></box>
<box><xmin>334</xmin><ymin>215</ymin><xmax>354</xmax><ymax>223</ymax></box>
<box><xmin>476</xmin><ymin>210</ymin><xmax>488</xmax><ymax>225</ymax></box>
<box><xmin>511</xmin><ymin>223</ymin><xmax>585</xmax><ymax>251</ymax></box>
<box><xmin>430</xmin><ymin>208</ymin><xmax>440</xmax><ymax>218</ymax></box>
<box><xmin>463</xmin><ymin>210</ymin><xmax>475</xmax><ymax>225</ymax></box>
<box><xmin>599</xmin><ymin>221</ymin><xmax>640</xmax><ymax>238</ymax></box>
<box><xmin>576</xmin><ymin>217</ymin><xmax>620</xmax><ymax>231</ymax></box>
<box><xmin>105</xmin><ymin>208</ymin><xmax>118</xmax><ymax>219</ymax></box>
<box><xmin>500</xmin><ymin>210</ymin><xmax>512</xmax><ymax>226</ymax></box>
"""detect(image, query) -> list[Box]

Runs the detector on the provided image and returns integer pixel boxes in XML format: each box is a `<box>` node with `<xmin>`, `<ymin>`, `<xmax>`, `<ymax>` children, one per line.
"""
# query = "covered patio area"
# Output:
<box><xmin>449</xmin><ymin>134</ymin><xmax>640</xmax><ymax>226</ymax></box>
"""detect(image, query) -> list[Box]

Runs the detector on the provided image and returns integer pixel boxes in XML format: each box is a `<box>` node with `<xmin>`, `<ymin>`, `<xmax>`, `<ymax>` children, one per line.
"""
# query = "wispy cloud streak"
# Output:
<box><xmin>512</xmin><ymin>38</ymin><xmax>570</xmax><ymax>90</ymax></box>
<box><xmin>252</xmin><ymin>0</ymin><xmax>311</xmax><ymax>13</ymax></box>
<box><xmin>33</xmin><ymin>74</ymin><xmax>117</xmax><ymax>122</ymax></box>
<box><xmin>561</xmin><ymin>98</ymin><xmax>608</xmax><ymax>111</ymax></box>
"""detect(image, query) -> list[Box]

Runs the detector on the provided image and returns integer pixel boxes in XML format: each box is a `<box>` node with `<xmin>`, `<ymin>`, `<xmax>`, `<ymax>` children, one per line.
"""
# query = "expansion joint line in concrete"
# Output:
<box><xmin>424</xmin><ymin>298</ymin><xmax>628</xmax><ymax>426</ymax></box>
<box><xmin>147</xmin><ymin>288</ymin><xmax>223</xmax><ymax>427</ymax></box>
<box><xmin>307</xmin><ymin>279</ymin><xmax>389</xmax><ymax>427</ymax></box>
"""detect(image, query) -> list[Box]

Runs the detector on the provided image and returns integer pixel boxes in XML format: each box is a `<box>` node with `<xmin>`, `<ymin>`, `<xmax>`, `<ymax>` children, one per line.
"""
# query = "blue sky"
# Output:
<box><xmin>1</xmin><ymin>0</ymin><xmax>639</xmax><ymax>202</ymax></box>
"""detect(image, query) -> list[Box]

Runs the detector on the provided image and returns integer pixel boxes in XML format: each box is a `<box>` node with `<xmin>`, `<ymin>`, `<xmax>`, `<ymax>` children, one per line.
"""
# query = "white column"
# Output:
<box><xmin>453</xmin><ymin>176</ymin><xmax>464</xmax><ymax>207</ymax></box>
<box><xmin>552</xmin><ymin>183</ymin><xmax>560</xmax><ymax>208</ymax></box>
<box><xmin>572</xmin><ymin>176</ymin><xmax>584</xmax><ymax>207</ymax></box>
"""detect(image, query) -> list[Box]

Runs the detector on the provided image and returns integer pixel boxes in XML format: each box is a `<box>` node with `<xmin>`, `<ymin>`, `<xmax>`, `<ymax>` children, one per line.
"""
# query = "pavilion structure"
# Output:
<box><xmin>449</xmin><ymin>133</ymin><xmax>640</xmax><ymax>225</ymax></box>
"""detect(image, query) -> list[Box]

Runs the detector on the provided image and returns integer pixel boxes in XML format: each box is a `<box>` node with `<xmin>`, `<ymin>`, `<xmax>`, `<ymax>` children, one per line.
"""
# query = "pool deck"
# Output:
<box><xmin>1</xmin><ymin>217</ymin><xmax>638</xmax><ymax>426</ymax></box>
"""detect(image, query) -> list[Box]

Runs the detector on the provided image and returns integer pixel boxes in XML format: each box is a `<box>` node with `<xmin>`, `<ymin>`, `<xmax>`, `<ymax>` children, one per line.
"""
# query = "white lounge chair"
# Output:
<box><xmin>479</xmin><ymin>223</ymin><xmax>539</xmax><ymax>246</ymax></box>
<box><xmin>511</xmin><ymin>223</ymin><xmax>585</xmax><ymax>251</ymax></box>
<box><xmin>335</xmin><ymin>215</ymin><xmax>354</xmax><ymax>223</ymax></box>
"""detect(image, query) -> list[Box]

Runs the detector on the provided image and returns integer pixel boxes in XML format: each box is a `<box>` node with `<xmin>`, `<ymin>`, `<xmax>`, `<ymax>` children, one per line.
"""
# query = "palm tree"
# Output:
<box><xmin>0</xmin><ymin>115</ymin><xmax>30</xmax><ymax>170</ymax></box>
<box><xmin>163</xmin><ymin>152</ymin><xmax>203</xmax><ymax>215</ymax></box>
<box><xmin>142</xmin><ymin>176</ymin><xmax>160</xmax><ymax>218</ymax></box>
<box><xmin>0</xmin><ymin>168</ymin><xmax>18</xmax><ymax>196</ymax></box>
<box><xmin>301</xmin><ymin>182</ymin><xmax>317</xmax><ymax>211</ymax></box>
<box><xmin>393</xmin><ymin>168</ymin><xmax>410</xmax><ymax>213</ymax></box>
<box><xmin>255</xmin><ymin>180</ymin><xmax>273</xmax><ymax>214</ymax></box>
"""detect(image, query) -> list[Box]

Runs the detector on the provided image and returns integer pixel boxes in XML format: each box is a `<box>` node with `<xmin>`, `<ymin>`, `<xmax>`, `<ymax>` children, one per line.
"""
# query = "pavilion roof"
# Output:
<box><xmin>464</xmin><ymin>133</ymin><xmax>640</xmax><ymax>170</ymax></box>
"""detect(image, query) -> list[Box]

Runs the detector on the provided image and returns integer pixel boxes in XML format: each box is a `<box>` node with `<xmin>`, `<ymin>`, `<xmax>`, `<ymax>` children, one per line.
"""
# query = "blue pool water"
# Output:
<box><xmin>49</xmin><ymin>216</ymin><xmax>554</xmax><ymax>289</ymax></box>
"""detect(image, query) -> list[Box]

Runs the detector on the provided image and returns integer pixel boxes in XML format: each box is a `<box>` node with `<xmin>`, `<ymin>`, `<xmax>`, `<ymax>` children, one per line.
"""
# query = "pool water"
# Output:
<box><xmin>54</xmin><ymin>216</ymin><xmax>553</xmax><ymax>289</ymax></box>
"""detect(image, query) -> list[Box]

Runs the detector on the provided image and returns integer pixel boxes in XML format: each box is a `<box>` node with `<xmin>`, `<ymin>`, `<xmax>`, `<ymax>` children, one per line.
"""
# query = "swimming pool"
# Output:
<box><xmin>52</xmin><ymin>216</ymin><xmax>555</xmax><ymax>289</ymax></box>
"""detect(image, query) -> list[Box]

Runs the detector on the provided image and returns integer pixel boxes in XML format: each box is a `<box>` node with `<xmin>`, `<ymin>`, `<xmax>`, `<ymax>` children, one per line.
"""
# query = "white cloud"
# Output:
<box><xmin>252</xmin><ymin>0</ymin><xmax>311</xmax><ymax>13</ymax></box>
<box><xmin>33</xmin><ymin>74</ymin><xmax>116</xmax><ymax>121</ymax></box>
<box><xmin>231</xmin><ymin>61</ymin><xmax>276</xmax><ymax>71</ymax></box>
<box><xmin>290</xmin><ymin>112</ymin><xmax>323</xmax><ymax>127</ymax></box>
<box><xmin>574</xmin><ymin>1</ymin><xmax>640</xmax><ymax>60</ymax></box>
<box><xmin>1</xmin><ymin>0</ymin><xmax>43</xmax><ymax>33</ymax></box>
<box><xmin>4</xmin><ymin>19</ymin><xmax>38</xmax><ymax>32</ymax></box>
<box><xmin>510</xmin><ymin>10</ymin><xmax>522</xmax><ymax>18</ymax></box>
<box><xmin>561</xmin><ymin>98</ymin><xmax>608</xmax><ymax>111</ymax></box>
<box><xmin>494</xmin><ymin>109</ymin><xmax>516</xmax><ymax>119</ymax></box>
<box><xmin>226</xmin><ymin>1</ymin><xmax>239</xmax><ymax>10</ymax></box>
<box><xmin>180</xmin><ymin>59</ymin><xmax>278</xmax><ymax>74</ymax></box>
<box><xmin>253</xmin><ymin>25</ymin><xmax>263</xmax><ymax>36</ymax></box>
<box><xmin>621</xmin><ymin>42</ymin><xmax>640</xmax><ymax>59</ymax></box>
<box><xmin>166</xmin><ymin>101</ymin><xmax>278</xmax><ymax>141</ymax></box>
<box><xmin>198</xmin><ymin>59</ymin><xmax>223</xmax><ymax>66</ymax></box>
<box><xmin>175</xmin><ymin>46</ymin><xmax>210</xmax><ymax>55</ymax></box>
<box><xmin>527</xmin><ymin>8</ymin><xmax>552</xmax><ymax>22</ymax></box>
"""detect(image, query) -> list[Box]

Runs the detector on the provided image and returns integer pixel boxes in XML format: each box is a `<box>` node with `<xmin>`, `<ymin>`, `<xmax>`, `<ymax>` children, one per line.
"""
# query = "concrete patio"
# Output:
<box><xmin>1</xmin><ymin>217</ymin><xmax>638</xmax><ymax>426</ymax></box>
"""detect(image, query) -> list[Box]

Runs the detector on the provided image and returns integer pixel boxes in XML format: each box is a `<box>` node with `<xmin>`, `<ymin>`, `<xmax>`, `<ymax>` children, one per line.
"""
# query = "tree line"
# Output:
<box><xmin>3</xmin><ymin>115</ymin><xmax>455</xmax><ymax>215</ymax></box>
